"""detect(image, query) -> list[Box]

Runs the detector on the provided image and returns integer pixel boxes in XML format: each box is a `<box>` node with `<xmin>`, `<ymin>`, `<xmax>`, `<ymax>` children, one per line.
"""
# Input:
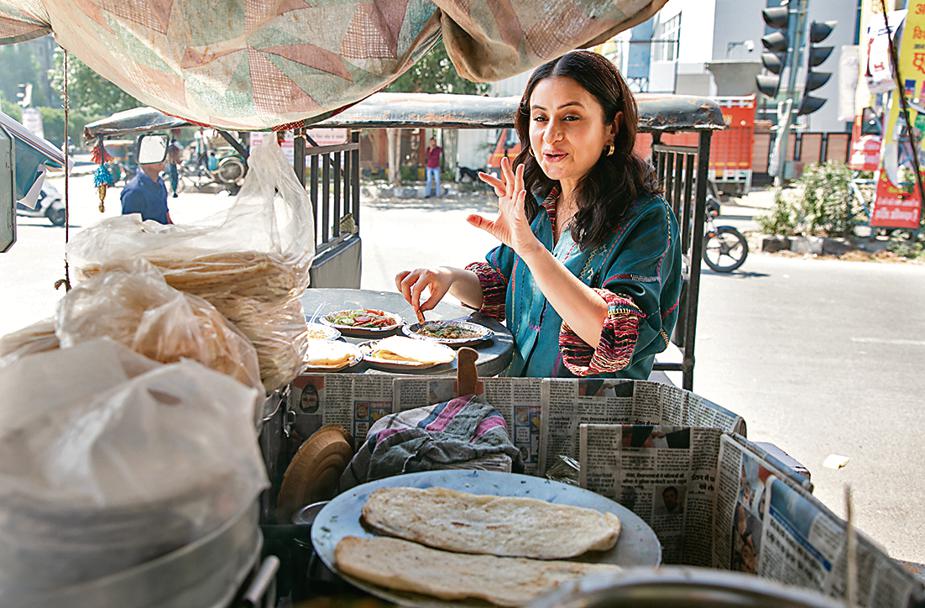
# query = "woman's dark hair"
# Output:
<box><xmin>513</xmin><ymin>50</ymin><xmax>660</xmax><ymax>251</ymax></box>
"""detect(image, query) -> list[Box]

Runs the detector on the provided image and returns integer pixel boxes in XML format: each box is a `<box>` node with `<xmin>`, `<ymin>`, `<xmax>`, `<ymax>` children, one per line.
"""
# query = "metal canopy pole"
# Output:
<box><xmin>684</xmin><ymin>130</ymin><xmax>712</xmax><ymax>391</ymax></box>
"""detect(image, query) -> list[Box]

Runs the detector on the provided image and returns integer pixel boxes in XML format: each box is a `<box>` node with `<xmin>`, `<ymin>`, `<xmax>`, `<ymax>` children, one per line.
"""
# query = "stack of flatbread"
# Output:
<box><xmin>334</xmin><ymin>486</ymin><xmax>623</xmax><ymax>606</ymax></box>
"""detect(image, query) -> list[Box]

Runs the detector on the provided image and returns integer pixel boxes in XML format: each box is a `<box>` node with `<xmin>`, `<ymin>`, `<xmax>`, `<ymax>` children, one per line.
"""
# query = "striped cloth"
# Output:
<box><xmin>339</xmin><ymin>395</ymin><xmax>523</xmax><ymax>490</ymax></box>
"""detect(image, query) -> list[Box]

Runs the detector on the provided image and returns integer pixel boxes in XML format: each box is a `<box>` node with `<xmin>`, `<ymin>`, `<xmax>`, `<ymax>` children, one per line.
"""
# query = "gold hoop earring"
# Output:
<box><xmin>527</xmin><ymin>147</ymin><xmax>534</xmax><ymax>157</ymax></box>
<box><xmin>605</xmin><ymin>144</ymin><xmax>615</xmax><ymax>157</ymax></box>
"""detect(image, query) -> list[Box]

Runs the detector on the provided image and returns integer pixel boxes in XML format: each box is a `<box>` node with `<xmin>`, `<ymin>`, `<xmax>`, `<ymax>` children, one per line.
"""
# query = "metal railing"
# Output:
<box><xmin>649</xmin><ymin>131</ymin><xmax>711</xmax><ymax>391</ymax></box>
<box><xmin>293</xmin><ymin>131</ymin><xmax>361</xmax><ymax>252</ymax></box>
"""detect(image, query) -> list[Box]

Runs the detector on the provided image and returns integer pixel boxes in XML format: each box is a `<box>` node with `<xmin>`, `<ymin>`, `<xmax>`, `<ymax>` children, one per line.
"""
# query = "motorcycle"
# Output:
<box><xmin>15</xmin><ymin>183</ymin><xmax>66</xmax><ymax>227</ymax></box>
<box><xmin>702</xmin><ymin>214</ymin><xmax>749</xmax><ymax>273</ymax></box>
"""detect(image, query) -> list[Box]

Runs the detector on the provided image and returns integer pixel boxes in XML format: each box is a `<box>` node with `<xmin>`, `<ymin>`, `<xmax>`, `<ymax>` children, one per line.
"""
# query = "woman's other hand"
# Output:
<box><xmin>471</xmin><ymin>157</ymin><xmax>541</xmax><ymax>257</ymax></box>
<box><xmin>395</xmin><ymin>267</ymin><xmax>455</xmax><ymax>316</ymax></box>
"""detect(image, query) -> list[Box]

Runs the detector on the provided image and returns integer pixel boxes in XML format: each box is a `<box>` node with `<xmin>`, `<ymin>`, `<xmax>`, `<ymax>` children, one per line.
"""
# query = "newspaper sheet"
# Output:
<box><xmin>760</xmin><ymin>478</ymin><xmax>925</xmax><ymax>607</ymax></box>
<box><xmin>539</xmin><ymin>379</ymin><xmax>635</xmax><ymax>474</ymax></box>
<box><xmin>712</xmin><ymin>433</ymin><xmax>814</xmax><ymax>574</ymax></box>
<box><xmin>391</xmin><ymin>376</ymin><xmax>543</xmax><ymax>473</ymax></box>
<box><xmin>539</xmin><ymin>379</ymin><xmax>744</xmax><ymax>475</ymax></box>
<box><xmin>578</xmin><ymin>423</ymin><xmax>724</xmax><ymax>566</ymax></box>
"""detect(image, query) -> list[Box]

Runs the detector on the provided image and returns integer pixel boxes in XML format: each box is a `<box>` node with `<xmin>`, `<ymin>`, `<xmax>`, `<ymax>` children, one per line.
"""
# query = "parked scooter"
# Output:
<box><xmin>15</xmin><ymin>183</ymin><xmax>66</xmax><ymax>227</ymax></box>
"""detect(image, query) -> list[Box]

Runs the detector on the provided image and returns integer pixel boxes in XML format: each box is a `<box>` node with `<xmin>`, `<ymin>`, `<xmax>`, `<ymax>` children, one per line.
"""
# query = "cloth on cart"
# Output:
<box><xmin>340</xmin><ymin>394</ymin><xmax>523</xmax><ymax>490</ymax></box>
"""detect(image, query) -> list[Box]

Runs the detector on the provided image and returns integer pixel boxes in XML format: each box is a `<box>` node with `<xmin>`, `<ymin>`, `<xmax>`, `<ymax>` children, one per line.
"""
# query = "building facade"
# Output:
<box><xmin>607</xmin><ymin>0</ymin><xmax>861</xmax><ymax>133</ymax></box>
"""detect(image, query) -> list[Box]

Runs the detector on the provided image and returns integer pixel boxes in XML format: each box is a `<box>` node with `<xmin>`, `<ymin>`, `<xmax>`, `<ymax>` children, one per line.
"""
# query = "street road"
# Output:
<box><xmin>2</xmin><ymin>176</ymin><xmax>924</xmax><ymax>562</ymax></box>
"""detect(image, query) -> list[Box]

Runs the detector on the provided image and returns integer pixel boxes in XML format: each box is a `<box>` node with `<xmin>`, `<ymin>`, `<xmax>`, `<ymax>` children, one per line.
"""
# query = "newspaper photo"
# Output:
<box><xmin>760</xmin><ymin>478</ymin><xmax>925</xmax><ymax>607</ymax></box>
<box><xmin>712</xmin><ymin>433</ymin><xmax>813</xmax><ymax>574</ymax></box>
<box><xmin>291</xmin><ymin>373</ymin><xmax>395</xmax><ymax>442</ymax></box>
<box><xmin>578</xmin><ymin>423</ymin><xmax>724</xmax><ymax>566</ymax></box>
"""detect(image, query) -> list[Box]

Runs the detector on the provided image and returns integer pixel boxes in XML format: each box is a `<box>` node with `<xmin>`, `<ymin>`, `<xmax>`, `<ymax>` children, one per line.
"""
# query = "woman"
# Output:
<box><xmin>396</xmin><ymin>51</ymin><xmax>681</xmax><ymax>378</ymax></box>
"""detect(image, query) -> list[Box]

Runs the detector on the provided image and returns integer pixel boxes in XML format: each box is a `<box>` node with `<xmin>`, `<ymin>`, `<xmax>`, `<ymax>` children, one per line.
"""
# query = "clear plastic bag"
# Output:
<box><xmin>55</xmin><ymin>259</ymin><xmax>263</xmax><ymax>392</ymax></box>
<box><xmin>67</xmin><ymin>139</ymin><xmax>315</xmax><ymax>389</ymax></box>
<box><xmin>0</xmin><ymin>318</ymin><xmax>58</xmax><ymax>367</ymax></box>
<box><xmin>0</xmin><ymin>339</ymin><xmax>268</xmax><ymax>596</ymax></box>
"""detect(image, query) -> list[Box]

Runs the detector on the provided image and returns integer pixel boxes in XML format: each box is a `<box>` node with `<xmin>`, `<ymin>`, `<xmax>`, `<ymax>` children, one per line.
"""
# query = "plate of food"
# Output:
<box><xmin>359</xmin><ymin>336</ymin><xmax>456</xmax><ymax>371</ymax></box>
<box><xmin>311</xmin><ymin>469</ymin><xmax>661</xmax><ymax>607</ymax></box>
<box><xmin>305</xmin><ymin>322</ymin><xmax>341</xmax><ymax>341</ymax></box>
<box><xmin>402</xmin><ymin>319</ymin><xmax>493</xmax><ymax>347</ymax></box>
<box><xmin>321</xmin><ymin>308</ymin><xmax>403</xmax><ymax>338</ymax></box>
<box><xmin>303</xmin><ymin>339</ymin><xmax>363</xmax><ymax>372</ymax></box>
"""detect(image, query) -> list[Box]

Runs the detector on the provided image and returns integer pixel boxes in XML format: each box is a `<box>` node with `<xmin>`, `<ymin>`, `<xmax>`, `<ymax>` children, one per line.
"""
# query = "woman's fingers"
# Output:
<box><xmin>467</xmin><ymin>214</ymin><xmax>495</xmax><ymax>233</ymax></box>
<box><xmin>478</xmin><ymin>171</ymin><xmax>510</xmax><ymax>201</ymax></box>
<box><xmin>419</xmin><ymin>283</ymin><xmax>448</xmax><ymax>312</ymax></box>
<box><xmin>409</xmin><ymin>275</ymin><xmax>432</xmax><ymax>311</ymax></box>
<box><xmin>398</xmin><ymin>271</ymin><xmax>420</xmax><ymax>306</ymax></box>
<box><xmin>478</xmin><ymin>171</ymin><xmax>504</xmax><ymax>191</ymax></box>
<box><xmin>394</xmin><ymin>270</ymin><xmax>410</xmax><ymax>292</ymax></box>
<box><xmin>500</xmin><ymin>156</ymin><xmax>516</xmax><ymax>198</ymax></box>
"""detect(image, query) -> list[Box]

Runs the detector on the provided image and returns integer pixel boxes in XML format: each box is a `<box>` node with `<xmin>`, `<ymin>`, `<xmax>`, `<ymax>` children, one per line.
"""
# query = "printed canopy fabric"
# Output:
<box><xmin>0</xmin><ymin>0</ymin><xmax>664</xmax><ymax>130</ymax></box>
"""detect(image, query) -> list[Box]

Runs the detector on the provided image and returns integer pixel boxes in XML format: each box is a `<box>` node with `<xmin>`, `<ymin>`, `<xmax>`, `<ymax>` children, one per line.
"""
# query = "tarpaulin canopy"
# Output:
<box><xmin>0</xmin><ymin>1</ymin><xmax>666</xmax><ymax>131</ymax></box>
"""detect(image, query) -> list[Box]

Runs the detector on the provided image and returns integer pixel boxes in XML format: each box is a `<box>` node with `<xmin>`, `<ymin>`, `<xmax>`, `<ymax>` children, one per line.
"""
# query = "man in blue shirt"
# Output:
<box><xmin>121</xmin><ymin>157</ymin><xmax>172</xmax><ymax>224</ymax></box>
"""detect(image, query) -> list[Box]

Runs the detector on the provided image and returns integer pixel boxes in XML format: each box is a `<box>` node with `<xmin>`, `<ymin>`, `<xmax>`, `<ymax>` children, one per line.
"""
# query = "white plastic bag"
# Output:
<box><xmin>55</xmin><ymin>259</ymin><xmax>263</xmax><ymax>391</ymax></box>
<box><xmin>67</xmin><ymin>139</ymin><xmax>315</xmax><ymax>389</ymax></box>
<box><xmin>0</xmin><ymin>318</ymin><xmax>58</xmax><ymax>367</ymax></box>
<box><xmin>0</xmin><ymin>339</ymin><xmax>268</xmax><ymax>596</ymax></box>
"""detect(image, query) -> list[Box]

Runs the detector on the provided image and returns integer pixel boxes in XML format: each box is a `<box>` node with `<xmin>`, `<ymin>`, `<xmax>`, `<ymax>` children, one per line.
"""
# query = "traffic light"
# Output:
<box><xmin>756</xmin><ymin>6</ymin><xmax>791</xmax><ymax>98</ymax></box>
<box><xmin>798</xmin><ymin>20</ymin><xmax>836</xmax><ymax>115</ymax></box>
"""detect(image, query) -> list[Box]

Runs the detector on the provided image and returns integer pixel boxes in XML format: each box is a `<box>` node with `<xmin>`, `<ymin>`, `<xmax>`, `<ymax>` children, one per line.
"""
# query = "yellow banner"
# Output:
<box><xmin>874</xmin><ymin>0</ymin><xmax>925</xmax><ymax>228</ymax></box>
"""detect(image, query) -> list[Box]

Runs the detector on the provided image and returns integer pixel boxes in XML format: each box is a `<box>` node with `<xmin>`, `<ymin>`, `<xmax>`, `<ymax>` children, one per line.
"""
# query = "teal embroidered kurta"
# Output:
<box><xmin>468</xmin><ymin>190</ymin><xmax>681</xmax><ymax>378</ymax></box>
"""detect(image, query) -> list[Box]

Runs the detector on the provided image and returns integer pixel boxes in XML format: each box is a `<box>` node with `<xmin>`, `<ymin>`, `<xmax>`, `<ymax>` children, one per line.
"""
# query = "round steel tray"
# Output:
<box><xmin>311</xmin><ymin>469</ymin><xmax>661</xmax><ymax>607</ymax></box>
<box><xmin>13</xmin><ymin>503</ymin><xmax>261</xmax><ymax>608</ymax></box>
<box><xmin>529</xmin><ymin>567</ymin><xmax>844</xmax><ymax>608</ymax></box>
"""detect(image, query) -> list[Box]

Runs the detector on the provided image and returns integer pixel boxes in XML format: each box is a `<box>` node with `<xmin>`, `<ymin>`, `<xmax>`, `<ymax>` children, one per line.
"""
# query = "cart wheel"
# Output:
<box><xmin>703</xmin><ymin>226</ymin><xmax>748</xmax><ymax>272</ymax></box>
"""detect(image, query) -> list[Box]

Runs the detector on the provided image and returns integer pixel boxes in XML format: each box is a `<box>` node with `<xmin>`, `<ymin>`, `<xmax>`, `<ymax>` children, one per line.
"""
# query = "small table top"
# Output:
<box><xmin>300</xmin><ymin>288</ymin><xmax>514</xmax><ymax>376</ymax></box>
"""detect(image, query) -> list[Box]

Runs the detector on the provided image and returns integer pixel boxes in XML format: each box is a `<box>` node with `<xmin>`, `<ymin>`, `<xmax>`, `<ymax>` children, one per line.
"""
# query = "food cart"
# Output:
<box><xmin>0</xmin><ymin>2</ymin><xmax>923</xmax><ymax>607</ymax></box>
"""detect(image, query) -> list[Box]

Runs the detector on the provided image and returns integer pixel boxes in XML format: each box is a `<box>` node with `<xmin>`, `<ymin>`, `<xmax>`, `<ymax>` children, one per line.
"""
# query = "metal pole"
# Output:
<box><xmin>772</xmin><ymin>0</ymin><xmax>810</xmax><ymax>185</ymax></box>
<box><xmin>684</xmin><ymin>131</ymin><xmax>712</xmax><ymax>391</ymax></box>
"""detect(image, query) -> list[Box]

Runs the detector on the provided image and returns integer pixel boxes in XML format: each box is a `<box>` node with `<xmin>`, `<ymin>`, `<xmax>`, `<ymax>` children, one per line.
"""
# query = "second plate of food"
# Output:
<box><xmin>359</xmin><ymin>336</ymin><xmax>456</xmax><ymax>371</ymax></box>
<box><xmin>303</xmin><ymin>339</ymin><xmax>363</xmax><ymax>372</ymax></box>
<box><xmin>402</xmin><ymin>319</ymin><xmax>493</xmax><ymax>347</ymax></box>
<box><xmin>321</xmin><ymin>308</ymin><xmax>403</xmax><ymax>338</ymax></box>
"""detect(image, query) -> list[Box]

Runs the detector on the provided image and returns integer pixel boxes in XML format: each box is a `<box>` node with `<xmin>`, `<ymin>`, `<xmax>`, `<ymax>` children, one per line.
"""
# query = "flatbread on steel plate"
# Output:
<box><xmin>361</xmin><ymin>486</ymin><xmax>621</xmax><ymax>559</ymax></box>
<box><xmin>335</xmin><ymin>535</ymin><xmax>620</xmax><ymax>607</ymax></box>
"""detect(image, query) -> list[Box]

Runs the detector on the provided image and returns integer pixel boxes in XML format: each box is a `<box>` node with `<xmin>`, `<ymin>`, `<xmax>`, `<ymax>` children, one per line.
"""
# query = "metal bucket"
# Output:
<box><xmin>529</xmin><ymin>567</ymin><xmax>843</xmax><ymax>608</ymax></box>
<box><xmin>18</xmin><ymin>503</ymin><xmax>261</xmax><ymax>608</ymax></box>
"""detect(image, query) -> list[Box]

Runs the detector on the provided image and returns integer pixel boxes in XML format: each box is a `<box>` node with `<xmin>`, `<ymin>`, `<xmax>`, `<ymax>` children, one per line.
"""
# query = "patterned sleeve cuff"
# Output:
<box><xmin>464</xmin><ymin>262</ymin><xmax>507</xmax><ymax>321</ymax></box>
<box><xmin>559</xmin><ymin>288</ymin><xmax>645</xmax><ymax>377</ymax></box>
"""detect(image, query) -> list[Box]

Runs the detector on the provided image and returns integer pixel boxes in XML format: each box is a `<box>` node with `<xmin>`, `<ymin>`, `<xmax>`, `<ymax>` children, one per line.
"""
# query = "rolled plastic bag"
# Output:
<box><xmin>0</xmin><ymin>339</ymin><xmax>268</xmax><ymax>598</ymax></box>
<box><xmin>55</xmin><ymin>259</ymin><xmax>263</xmax><ymax>392</ymax></box>
<box><xmin>0</xmin><ymin>318</ymin><xmax>58</xmax><ymax>367</ymax></box>
<box><xmin>67</xmin><ymin>138</ymin><xmax>314</xmax><ymax>389</ymax></box>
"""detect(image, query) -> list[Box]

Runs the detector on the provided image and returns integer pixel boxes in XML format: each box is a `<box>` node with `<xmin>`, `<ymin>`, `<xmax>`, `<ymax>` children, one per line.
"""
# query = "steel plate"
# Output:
<box><xmin>402</xmin><ymin>320</ymin><xmax>494</xmax><ymax>348</ymax></box>
<box><xmin>311</xmin><ymin>469</ymin><xmax>661</xmax><ymax>608</ymax></box>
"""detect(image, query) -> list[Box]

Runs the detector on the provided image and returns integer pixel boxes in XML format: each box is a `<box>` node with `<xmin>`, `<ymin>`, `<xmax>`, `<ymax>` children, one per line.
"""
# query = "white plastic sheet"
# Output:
<box><xmin>0</xmin><ymin>339</ymin><xmax>268</xmax><ymax>596</ymax></box>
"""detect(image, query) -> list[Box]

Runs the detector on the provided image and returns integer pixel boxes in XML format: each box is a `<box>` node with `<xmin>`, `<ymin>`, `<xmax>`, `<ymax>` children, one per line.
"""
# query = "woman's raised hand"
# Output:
<box><xmin>395</xmin><ymin>267</ymin><xmax>455</xmax><ymax>317</ymax></box>
<box><xmin>471</xmin><ymin>157</ymin><xmax>540</xmax><ymax>256</ymax></box>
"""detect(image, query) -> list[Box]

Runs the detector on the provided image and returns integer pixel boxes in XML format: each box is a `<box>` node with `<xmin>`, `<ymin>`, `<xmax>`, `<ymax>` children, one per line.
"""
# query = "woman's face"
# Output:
<box><xmin>528</xmin><ymin>76</ymin><xmax>619</xmax><ymax>184</ymax></box>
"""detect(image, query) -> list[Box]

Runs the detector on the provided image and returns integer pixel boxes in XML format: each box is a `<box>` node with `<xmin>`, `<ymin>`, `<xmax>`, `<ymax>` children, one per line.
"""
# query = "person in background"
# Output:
<box><xmin>165</xmin><ymin>139</ymin><xmax>181</xmax><ymax>198</ymax></box>
<box><xmin>424</xmin><ymin>135</ymin><xmax>442</xmax><ymax>198</ymax></box>
<box><xmin>121</xmin><ymin>154</ymin><xmax>172</xmax><ymax>224</ymax></box>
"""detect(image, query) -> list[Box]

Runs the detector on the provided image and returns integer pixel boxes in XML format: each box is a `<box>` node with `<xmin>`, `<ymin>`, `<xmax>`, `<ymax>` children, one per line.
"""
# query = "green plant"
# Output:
<box><xmin>886</xmin><ymin>235</ymin><xmax>925</xmax><ymax>259</ymax></box>
<box><xmin>35</xmin><ymin>107</ymin><xmax>100</xmax><ymax>149</ymax></box>
<box><xmin>794</xmin><ymin>162</ymin><xmax>858</xmax><ymax>237</ymax></box>
<box><xmin>758</xmin><ymin>188</ymin><xmax>798</xmax><ymax>235</ymax></box>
